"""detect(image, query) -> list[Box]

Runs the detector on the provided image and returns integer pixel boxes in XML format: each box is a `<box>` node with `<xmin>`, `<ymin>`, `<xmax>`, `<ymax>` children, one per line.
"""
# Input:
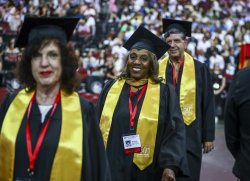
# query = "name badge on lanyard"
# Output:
<box><xmin>123</xmin><ymin>134</ymin><xmax>141</xmax><ymax>155</ymax></box>
<box><xmin>123</xmin><ymin>85</ymin><xmax>147</xmax><ymax>155</ymax></box>
<box><xmin>15</xmin><ymin>178</ymin><xmax>31</xmax><ymax>181</ymax></box>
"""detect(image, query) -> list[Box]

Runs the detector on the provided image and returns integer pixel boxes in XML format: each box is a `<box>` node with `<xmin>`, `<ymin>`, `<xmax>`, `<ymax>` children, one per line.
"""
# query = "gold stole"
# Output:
<box><xmin>0</xmin><ymin>89</ymin><xmax>83</xmax><ymax>181</ymax></box>
<box><xmin>159</xmin><ymin>52</ymin><xmax>196</xmax><ymax>125</ymax></box>
<box><xmin>99</xmin><ymin>79</ymin><xmax>160</xmax><ymax>170</ymax></box>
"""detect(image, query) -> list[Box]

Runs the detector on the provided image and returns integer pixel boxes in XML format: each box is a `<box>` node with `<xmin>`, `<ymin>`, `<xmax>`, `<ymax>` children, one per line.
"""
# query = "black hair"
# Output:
<box><xmin>118</xmin><ymin>51</ymin><xmax>163</xmax><ymax>83</ymax></box>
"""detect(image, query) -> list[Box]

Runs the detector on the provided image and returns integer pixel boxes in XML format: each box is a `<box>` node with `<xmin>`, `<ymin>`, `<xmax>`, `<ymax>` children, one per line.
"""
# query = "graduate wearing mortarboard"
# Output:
<box><xmin>159</xmin><ymin>19</ymin><xmax>215</xmax><ymax>181</ymax></box>
<box><xmin>97</xmin><ymin>25</ymin><xmax>189</xmax><ymax>181</ymax></box>
<box><xmin>0</xmin><ymin>16</ymin><xmax>111</xmax><ymax>181</ymax></box>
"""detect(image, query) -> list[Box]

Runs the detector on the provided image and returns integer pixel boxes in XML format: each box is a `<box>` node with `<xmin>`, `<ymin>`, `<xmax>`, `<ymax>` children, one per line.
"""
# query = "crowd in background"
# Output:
<box><xmin>0</xmin><ymin>0</ymin><xmax>249</xmax><ymax>118</ymax></box>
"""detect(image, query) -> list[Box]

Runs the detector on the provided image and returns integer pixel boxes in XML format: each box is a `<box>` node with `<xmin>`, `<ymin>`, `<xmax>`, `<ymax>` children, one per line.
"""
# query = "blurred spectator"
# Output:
<box><xmin>108</xmin><ymin>0</ymin><xmax>117</xmax><ymax>14</ymax></box>
<box><xmin>211</xmin><ymin>63</ymin><xmax>226</xmax><ymax>121</ymax></box>
<box><xmin>104</xmin><ymin>55</ymin><xmax>116</xmax><ymax>81</ymax></box>
<box><xmin>75</xmin><ymin>48</ymin><xmax>88</xmax><ymax>92</ymax></box>
<box><xmin>2</xmin><ymin>37</ymin><xmax>21</xmax><ymax>91</ymax></box>
<box><xmin>91</xmin><ymin>50</ymin><xmax>105</xmax><ymax>76</ymax></box>
<box><xmin>209</xmin><ymin>48</ymin><xmax>225</xmax><ymax>71</ymax></box>
<box><xmin>0</xmin><ymin>0</ymin><xmax>248</xmax><ymax>99</ymax></box>
<box><xmin>224</xmin><ymin>47</ymin><xmax>237</xmax><ymax>83</ymax></box>
<box><xmin>110</xmin><ymin>38</ymin><xmax>126</xmax><ymax>72</ymax></box>
<box><xmin>187</xmin><ymin>37</ymin><xmax>197</xmax><ymax>57</ymax></box>
<box><xmin>144</xmin><ymin>10</ymin><xmax>158</xmax><ymax>26</ymax></box>
<box><xmin>82</xmin><ymin>50</ymin><xmax>97</xmax><ymax>71</ymax></box>
<box><xmin>197</xmin><ymin>31</ymin><xmax>211</xmax><ymax>54</ymax></box>
<box><xmin>3</xmin><ymin>38</ymin><xmax>20</xmax><ymax>71</ymax></box>
<box><xmin>76</xmin><ymin>18</ymin><xmax>93</xmax><ymax>46</ymax></box>
<box><xmin>112</xmin><ymin>52</ymin><xmax>124</xmax><ymax>75</ymax></box>
<box><xmin>5</xmin><ymin>7</ymin><xmax>22</xmax><ymax>35</ymax></box>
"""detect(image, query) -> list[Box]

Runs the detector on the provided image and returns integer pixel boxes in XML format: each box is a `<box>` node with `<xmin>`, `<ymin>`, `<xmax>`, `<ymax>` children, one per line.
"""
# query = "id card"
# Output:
<box><xmin>122</xmin><ymin>134</ymin><xmax>141</xmax><ymax>155</ymax></box>
<box><xmin>16</xmin><ymin>178</ymin><xmax>31</xmax><ymax>181</ymax></box>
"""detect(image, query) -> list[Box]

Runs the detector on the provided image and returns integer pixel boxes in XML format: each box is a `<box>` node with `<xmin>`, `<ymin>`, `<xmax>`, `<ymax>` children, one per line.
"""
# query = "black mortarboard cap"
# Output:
<box><xmin>15</xmin><ymin>16</ymin><xmax>79</xmax><ymax>48</ymax></box>
<box><xmin>162</xmin><ymin>19</ymin><xmax>192</xmax><ymax>37</ymax></box>
<box><xmin>123</xmin><ymin>25</ymin><xmax>170</xmax><ymax>60</ymax></box>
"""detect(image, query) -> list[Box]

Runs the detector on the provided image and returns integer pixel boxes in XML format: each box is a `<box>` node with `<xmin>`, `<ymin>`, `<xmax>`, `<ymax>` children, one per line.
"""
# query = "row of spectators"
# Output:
<box><xmin>0</xmin><ymin>0</ymin><xmax>249</xmax><ymax>95</ymax></box>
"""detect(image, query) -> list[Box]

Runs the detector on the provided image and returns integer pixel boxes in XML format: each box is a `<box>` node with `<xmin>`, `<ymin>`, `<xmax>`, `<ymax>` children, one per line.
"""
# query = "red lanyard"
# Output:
<box><xmin>129</xmin><ymin>84</ymin><xmax>147</xmax><ymax>129</ymax></box>
<box><xmin>26</xmin><ymin>91</ymin><xmax>61</xmax><ymax>176</ymax></box>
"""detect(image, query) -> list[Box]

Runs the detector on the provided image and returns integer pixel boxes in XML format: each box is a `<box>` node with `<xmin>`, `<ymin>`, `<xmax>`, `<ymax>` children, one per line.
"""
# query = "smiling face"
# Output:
<box><xmin>165</xmin><ymin>33</ymin><xmax>187</xmax><ymax>62</ymax></box>
<box><xmin>127</xmin><ymin>49</ymin><xmax>151</xmax><ymax>80</ymax></box>
<box><xmin>31</xmin><ymin>42</ymin><xmax>62</xmax><ymax>89</ymax></box>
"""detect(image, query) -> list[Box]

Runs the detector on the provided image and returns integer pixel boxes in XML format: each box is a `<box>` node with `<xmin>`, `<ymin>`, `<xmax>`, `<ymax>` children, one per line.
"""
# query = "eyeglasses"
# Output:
<box><xmin>128</xmin><ymin>53</ymin><xmax>149</xmax><ymax>63</ymax></box>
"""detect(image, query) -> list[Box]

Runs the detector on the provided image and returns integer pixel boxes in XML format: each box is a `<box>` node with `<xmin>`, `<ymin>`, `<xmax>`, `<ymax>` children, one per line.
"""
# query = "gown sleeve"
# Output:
<box><xmin>96</xmin><ymin>80</ymin><xmax>115</xmax><ymax>120</ymax></box>
<box><xmin>200</xmin><ymin>63</ymin><xmax>215</xmax><ymax>142</ymax></box>
<box><xmin>224</xmin><ymin>73</ymin><xmax>240</xmax><ymax>158</ymax></box>
<box><xmin>80</xmin><ymin>97</ymin><xmax>111</xmax><ymax>181</ymax></box>
<box><xmin>0</xmin><ymin>93</ymin><xmax>16</xmax><ymax>132</ymax></box>
<box><xmin>158</xmin><ymin>83</ymin><xmax>189</xmax><ymax>177</ymax></box>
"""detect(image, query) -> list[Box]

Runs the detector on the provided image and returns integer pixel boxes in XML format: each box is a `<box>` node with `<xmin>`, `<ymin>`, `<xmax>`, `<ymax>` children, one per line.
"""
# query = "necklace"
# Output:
<box><xmin>130</xmin><ymin>85</ymin><xmax>144</xmax><ymax>92</ymax></box>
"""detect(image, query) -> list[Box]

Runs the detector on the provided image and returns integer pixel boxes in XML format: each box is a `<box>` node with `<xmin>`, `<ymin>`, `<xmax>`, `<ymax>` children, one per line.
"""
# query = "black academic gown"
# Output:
<box><xmin>224</xmin><ymin>67</ymin><xmax>250</xmax><ymax>181</ymax></box>
<box><xmin>165</xmin><ymin>59</ymin><xmax>215</xmax><ymax>181</ymax></box>
<box><xmin>0</xmin><ymin>92</ymin><xmax>111</xmax><ymax>181</ymax></box>
<box><xmin>96</xmin><ymin>80</ymin><xmax>189</xmax><ymax>181</ymax></box>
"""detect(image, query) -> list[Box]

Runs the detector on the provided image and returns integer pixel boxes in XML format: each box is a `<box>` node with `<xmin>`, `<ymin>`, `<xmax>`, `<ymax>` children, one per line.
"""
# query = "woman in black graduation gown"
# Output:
<box><xmin>97</xmin><ymin>26</ymin><xmax>189</xmax><ymax>181</ymax></box>
<box><xmin>0</xmin><ymin>17</ymin><xmax>110</xmax><ymax>181</ymax></box>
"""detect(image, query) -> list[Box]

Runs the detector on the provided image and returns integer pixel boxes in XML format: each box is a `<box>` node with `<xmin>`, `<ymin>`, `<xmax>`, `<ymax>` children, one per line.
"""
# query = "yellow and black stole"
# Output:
<box><xmin>100</xmin><ymin>79</ymin><xmax>160</xmax><ymax>170</ymax></box>
<box><xmin>159</xmin><ymin>52</ymin><xmax>196</xmax><ymax>125</ymax></box>
<box><xmin>0</xmin><ymin>89</ymin><xmax>83</xmax><ymax>181</ymax></box>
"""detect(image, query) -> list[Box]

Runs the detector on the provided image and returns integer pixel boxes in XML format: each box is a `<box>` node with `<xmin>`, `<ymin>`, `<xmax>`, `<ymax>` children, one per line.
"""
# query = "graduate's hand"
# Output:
<box><xmin>203</xmin><ymin>141</ymin><xmax>214</xmax><ymax>153</ymax></box>
<box><xmin>161</xmin><ymin>168</ymin><xmax>176</xmax><ymax>181</ymax></box>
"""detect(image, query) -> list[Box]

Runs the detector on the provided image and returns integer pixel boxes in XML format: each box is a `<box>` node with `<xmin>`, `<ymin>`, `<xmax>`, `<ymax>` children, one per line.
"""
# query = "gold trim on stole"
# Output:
<box><xmin>159</xmin><ymin>52</ymin><xmax>196</xmax><ymax>125</ymax></box>
<box><xmin>50</xmin><ymin>90</ymin><xmax>82</xmax><ymax>181</ymax></box>
<box><xmin>0</xmin><ymin>90</ymin><xmax>33</xmax><ymax>181</ymax></box>
<box><xmin>99</xmin><ymin>80</ymin><xmax>125</xmax><ymax>147</ymax></box>
<box><xmin>99</xmin><ymin>79</ymin><xmax>160</xmax><ymax>170</ymax></box>
<box><xmin>0</xmin><ymin>90</ymin><xmax>83</xmax><ymax>181</ymax></box>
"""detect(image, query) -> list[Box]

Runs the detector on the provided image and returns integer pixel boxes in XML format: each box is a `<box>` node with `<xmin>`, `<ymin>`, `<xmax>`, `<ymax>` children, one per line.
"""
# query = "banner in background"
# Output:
<box><xmin>238</xmin><ymin>43</ymin><xmax>250</xmax><ymax>69</ymax></box>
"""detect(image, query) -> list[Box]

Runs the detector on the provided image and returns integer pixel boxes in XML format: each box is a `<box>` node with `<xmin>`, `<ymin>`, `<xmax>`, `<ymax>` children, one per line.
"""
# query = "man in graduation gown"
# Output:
<box><xmin>224</xmin><ymin>67</ymin><xmax>250</xmax><ymax>181</ymax></box>
<box><xmin>159</xmin><ymin>19</ymin><xmax>215</xmax><ymax>181</ymax></box>
<box><xmin>97</xmin><ymin>25</ymin><xmax>189</xmax><ymax>181</ymax></box>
